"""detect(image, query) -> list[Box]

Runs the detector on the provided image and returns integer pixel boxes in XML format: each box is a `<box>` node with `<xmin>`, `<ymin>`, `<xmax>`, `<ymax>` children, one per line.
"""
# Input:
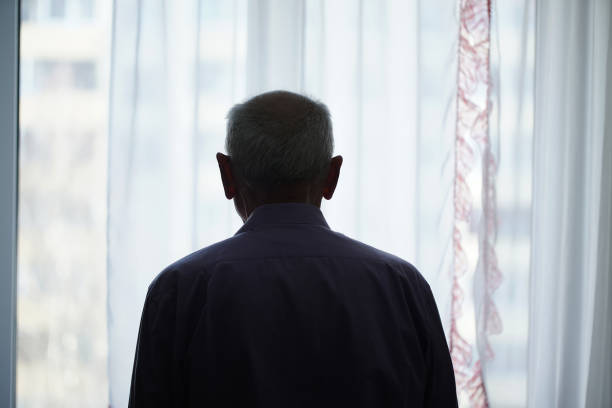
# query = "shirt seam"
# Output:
<box><xmin>209</xmin><ymin>254</ymin><xmax>407</xmax><ymax>266</ymax></box>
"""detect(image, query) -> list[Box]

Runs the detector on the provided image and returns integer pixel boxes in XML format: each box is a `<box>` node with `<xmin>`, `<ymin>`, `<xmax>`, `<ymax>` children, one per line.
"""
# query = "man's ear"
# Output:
<box><xmin>216</xmin><ymin>152</ymin><xmax>237</xmax><ymax>199</ymax></box>
<box><xmin>322</xmin><ymin>155</ymin><xmax>343</xmax><ymax>200</ymax></box>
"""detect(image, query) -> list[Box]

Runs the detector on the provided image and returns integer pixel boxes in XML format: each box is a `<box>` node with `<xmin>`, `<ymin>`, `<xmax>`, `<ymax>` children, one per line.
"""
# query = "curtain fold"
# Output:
<box><xmin>585</xmin><ymin>6</ymin><xmax>612</xmax><ymax>405</ymax></box>
<box><xmin>108</xmin><ymin>1</ymin><xmax>534</xmax><ymax>406</ymax></box>
<box><xmin>107</xmin><ymin>0</ymin><xmax>203</xmax><ymax>405</ymax></box>
<box><xmin>529</xmin><ymin>0</ymin><xmax>612</xmax><ymax>406</ymax></box>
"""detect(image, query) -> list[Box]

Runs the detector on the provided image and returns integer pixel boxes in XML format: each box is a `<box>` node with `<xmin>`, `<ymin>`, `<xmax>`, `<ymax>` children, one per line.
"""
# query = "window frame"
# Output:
<box><xmin>0</xmin><ymin>0</ymin><xmax>19</xmax><ymax>407</ymax></box>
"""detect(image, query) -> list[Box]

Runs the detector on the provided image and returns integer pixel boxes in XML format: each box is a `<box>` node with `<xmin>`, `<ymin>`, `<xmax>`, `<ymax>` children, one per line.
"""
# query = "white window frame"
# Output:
<box><xmin>0</xmin><ymin>0</ymin><xmax>18</xmax><ymax>407</ymax></box>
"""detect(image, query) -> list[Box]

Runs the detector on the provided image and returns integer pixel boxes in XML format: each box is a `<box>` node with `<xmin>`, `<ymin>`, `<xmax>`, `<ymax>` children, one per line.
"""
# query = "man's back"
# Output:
<box><xmin>129</xmin><ymin>203</ymin><xmax>457</xmax><ymax>407</ymax></box>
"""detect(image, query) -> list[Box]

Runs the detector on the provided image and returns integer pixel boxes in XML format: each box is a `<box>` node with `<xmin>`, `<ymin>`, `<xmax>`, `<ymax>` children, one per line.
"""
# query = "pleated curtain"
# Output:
<box><xmin>107</xmin><ymin>0</ymin><xmax>611</xmax><ymax>407</ymax></box>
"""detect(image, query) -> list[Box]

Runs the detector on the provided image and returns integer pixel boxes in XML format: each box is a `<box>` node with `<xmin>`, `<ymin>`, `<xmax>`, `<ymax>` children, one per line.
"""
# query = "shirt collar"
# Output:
<box><xmin>235</xmin><ymin>202</ymin><xmax>330</xmax><ymax>234</ymax></box>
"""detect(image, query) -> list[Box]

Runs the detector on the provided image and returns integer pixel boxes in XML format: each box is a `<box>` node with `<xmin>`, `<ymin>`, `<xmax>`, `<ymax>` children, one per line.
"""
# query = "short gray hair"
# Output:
<box><xmin>225</xmin><ymin>90</ymin><xmax>334</xmax><ymax>190</ymax></box>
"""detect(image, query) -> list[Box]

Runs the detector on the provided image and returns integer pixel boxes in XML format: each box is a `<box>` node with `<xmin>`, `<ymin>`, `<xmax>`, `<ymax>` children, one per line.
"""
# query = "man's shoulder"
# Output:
<box><xmin>170</xmin><ymin>235</ymin><xmax>243</xmax><ymax>269</ymax></box>
<box><xmin>147</xmin><ymin>235</ymin><xmax>245</xmax><ymax>295</ymax></box>
<box><xmin>333</xmin><ymin>231</ymin><xmax>407</xmax><ymax>263</ymax></box>
<box><xmin>148</xmin><ymin>228</ymin><xmax>428</xmax><ymax>294</ymax></box>
<box><xmin>331</xmin><ymin>231</ymin><xmax>425</xmax><ymax>280</ymax></box>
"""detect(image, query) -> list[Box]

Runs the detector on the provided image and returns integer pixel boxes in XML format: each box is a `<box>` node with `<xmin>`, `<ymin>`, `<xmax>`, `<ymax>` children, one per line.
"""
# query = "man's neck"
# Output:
<box><xmin>237</xmin><ymin>185</ymin><xmax>323</xmax><ymax>221</ymax></box>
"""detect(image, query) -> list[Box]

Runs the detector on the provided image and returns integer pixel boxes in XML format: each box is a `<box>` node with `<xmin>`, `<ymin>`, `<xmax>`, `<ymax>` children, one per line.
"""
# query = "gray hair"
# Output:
<box><xmin>225</xmin><ymin>90</ymin><xmax>334</xmax><ymax>190</ymax></box>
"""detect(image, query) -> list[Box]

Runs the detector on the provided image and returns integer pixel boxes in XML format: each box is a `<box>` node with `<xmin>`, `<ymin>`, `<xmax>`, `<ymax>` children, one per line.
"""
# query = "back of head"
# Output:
<box><xmin>226</xmin><ymin>90</ymin><xmax>334</xmax><ymax>191</ymax></box>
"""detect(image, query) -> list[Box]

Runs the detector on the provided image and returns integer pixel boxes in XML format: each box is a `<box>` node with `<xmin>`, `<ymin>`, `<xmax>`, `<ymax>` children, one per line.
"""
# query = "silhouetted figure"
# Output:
<box><xmin>129</xmin><ymin>90</ymin><xmax>457</xmax><ymax>407</ymax></box>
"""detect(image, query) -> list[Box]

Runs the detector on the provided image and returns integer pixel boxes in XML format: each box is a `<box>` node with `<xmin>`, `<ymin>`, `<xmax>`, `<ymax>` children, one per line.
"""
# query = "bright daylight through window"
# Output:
<box><xmin>16</xmin><ymin>1</ymin><xmax>533</xmax><ymax>407</ymax></box>
<box><xmin>17</xmin><ymin>0</ymin><xmax>110</xmax><ymax>406</ymax></box>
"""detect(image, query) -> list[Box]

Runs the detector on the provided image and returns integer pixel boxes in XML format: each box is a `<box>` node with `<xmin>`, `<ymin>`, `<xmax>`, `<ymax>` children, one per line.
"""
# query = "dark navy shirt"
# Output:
<box><xmin>129</xmin><ymin>203</ymin><xmax>457</xmax><ymax>407</ymax></box>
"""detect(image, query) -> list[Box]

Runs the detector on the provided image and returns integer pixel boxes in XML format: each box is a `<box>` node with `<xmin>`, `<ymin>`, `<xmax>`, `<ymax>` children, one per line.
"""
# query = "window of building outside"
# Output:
<box><xmin>17</xmin><ymin>1</ymin><xmax>111</xmax><ymax>406</ymax></box>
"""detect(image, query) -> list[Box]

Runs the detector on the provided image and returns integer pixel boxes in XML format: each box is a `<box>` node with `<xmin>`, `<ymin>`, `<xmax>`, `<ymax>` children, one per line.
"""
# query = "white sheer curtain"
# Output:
<box><xmin>528</xmin><ymin>0</ymin><xmax>612</xmax><ymax>406</ymax></box>
<box><xmin>108</xmin><ymin>1</ymin><xmax>535</xmax><ymax>407</ymax></box>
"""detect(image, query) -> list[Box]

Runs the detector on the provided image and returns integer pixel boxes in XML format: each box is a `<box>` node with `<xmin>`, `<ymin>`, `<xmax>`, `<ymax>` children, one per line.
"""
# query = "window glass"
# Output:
<box><xmin>21</xmin><ymin>0</ymin><xmax>37</xmax><ymax>21</ymax></box>
<box><xmin>17</xmin><ymin>1</ymin><xmax>111</xmax><ymax>406</ymax></box>
<box><xmin>80</xmin><ymin>0</ymin><xmax>94</xmax><ymax>19</ymax></box>
<box><xmin>49</xmin><ymin>0</ymin><xmax>66</xmax><ymax>19</ymax></box>
<box><xmin>73</xmin><ymin>61</ymin><xmax>96</xmax><ymax>89</ymax></box>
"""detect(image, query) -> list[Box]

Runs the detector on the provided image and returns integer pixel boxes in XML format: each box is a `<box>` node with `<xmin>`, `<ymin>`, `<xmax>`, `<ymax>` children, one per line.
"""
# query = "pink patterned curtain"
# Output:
<box><xmin>450</xmin><ymin>0</ymin><xmax>502</xmax><ymax>406</ymax></box>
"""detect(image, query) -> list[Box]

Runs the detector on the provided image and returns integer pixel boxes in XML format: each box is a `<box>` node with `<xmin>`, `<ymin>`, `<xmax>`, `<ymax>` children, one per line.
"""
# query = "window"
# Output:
<box><xmin>73</xmin><ymin>61</ymin><xmax>96</xmax><ymax>89</ymax></box>
<box><xmin>21</xmin><ymin>0</ymin><xmax>37</xmax><ymax>21</ymax></box>
<box><xmin>49</xmin><ymin>0</ymin><xmax>66</xmax><ymax>19</ymax></box>
<box><xmin>17</xmin><ymin>0</ymin><xmax>111</xmax><ymax>405</ymax></box>
<box><xmin>79</xmin><ymin>0</ymin><xmax>94</xmax><ymax>19</ymax></box>
<box><xmin>17</xmin><ymin>1</ymin><xmax>533</xmax><ymax>406</ymax></box>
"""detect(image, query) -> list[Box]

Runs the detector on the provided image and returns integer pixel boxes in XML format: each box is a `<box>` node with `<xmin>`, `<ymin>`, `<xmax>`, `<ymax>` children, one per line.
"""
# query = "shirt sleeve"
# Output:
<box><xmin>128</xmin><ymin>283</ymin><xmax>177</xmax><ymax>407</ymax></box>
<box><xmin>422</xmin><ymin>283</ymin><xmax>459</xmax><ymax>408</ymax></box>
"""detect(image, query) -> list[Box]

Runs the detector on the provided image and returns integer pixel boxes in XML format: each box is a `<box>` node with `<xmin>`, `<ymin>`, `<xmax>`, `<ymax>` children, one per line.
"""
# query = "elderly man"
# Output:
<box><xmin>129</xmin><ymin>91</ymin><xmax>457</xmax><ymax>407</ymax></box>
